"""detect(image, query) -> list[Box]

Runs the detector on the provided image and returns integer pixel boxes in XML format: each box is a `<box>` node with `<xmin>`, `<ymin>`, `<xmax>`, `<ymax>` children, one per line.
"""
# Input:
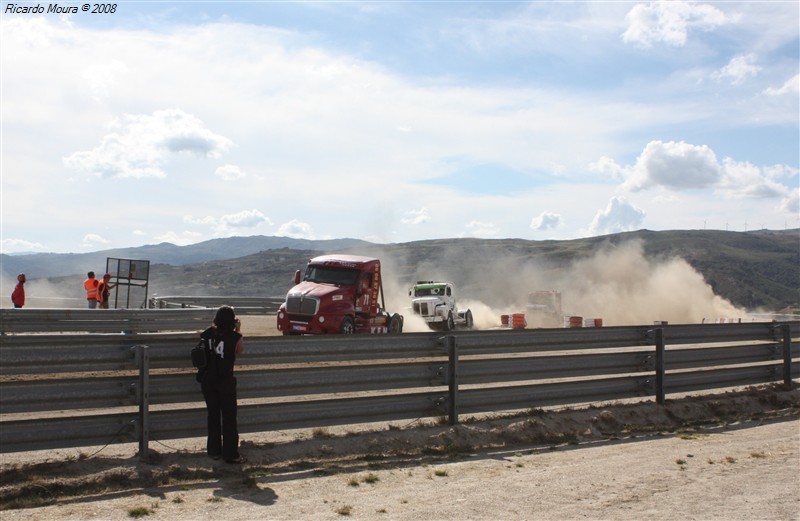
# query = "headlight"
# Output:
<box><xmin>319</xmin><ymin>316</ymin><xmax>325</xmax><ymax>323</ymax></box>
<box><xmin>278</xmin><ymin>312</ymin><xmax>284</xmax><ymax>319</ymax></box>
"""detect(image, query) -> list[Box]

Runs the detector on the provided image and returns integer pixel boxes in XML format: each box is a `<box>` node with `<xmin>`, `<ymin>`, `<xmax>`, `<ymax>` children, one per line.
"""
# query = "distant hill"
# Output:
<box><xmin>0</xmin><ymin>236</ymin><xmax>370</xmax><ymax>279</ymax></box>
<box><xmin>7</xmin><ymin>230</ymin><xmax>799</xmax><ymax>313</ymax></box>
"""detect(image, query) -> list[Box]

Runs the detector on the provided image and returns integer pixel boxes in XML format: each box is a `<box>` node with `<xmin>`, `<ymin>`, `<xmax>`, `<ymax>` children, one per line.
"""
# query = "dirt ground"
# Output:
<box><xmin>0</xmin><ymin>383</ymin><xmax>798</xmax><ymax>520</ymax></box>
<box><xmin>1</xmin><ymin>316</ymin><xmax>798</xmax><ymax>520</ymax></box>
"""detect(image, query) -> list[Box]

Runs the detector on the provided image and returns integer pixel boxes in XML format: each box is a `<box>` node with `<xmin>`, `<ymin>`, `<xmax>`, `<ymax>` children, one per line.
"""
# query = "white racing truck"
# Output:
<box><xmin>409</xmin><ymin>281</ymin><xmax>473</xmax><ymax>331</ymax></box>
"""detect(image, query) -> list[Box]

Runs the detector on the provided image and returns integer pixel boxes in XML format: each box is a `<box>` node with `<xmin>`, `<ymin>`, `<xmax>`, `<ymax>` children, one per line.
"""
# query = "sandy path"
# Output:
<box><xmin>1</xmin><ymin>417</ymin><xmax>797</xmax><ymax>520</ymax></box>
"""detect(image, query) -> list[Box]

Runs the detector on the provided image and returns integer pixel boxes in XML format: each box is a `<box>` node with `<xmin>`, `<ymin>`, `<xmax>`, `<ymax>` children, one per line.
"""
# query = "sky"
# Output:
<box><xmin>1</xmin><ymin>1</ymin><xmax>798</xmax><ymax>254</ymax></box>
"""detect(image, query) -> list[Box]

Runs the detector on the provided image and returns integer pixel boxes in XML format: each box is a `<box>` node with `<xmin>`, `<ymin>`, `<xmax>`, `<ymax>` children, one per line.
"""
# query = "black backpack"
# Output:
<box><xmin>191</xmin><ymin>339</ymin><xmax>208</xmax><ymax>369</ymax></box>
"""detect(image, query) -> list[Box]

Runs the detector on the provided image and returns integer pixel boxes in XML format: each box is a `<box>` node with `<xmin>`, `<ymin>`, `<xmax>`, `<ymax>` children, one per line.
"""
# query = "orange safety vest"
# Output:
<box><xmin>84</xmin><ymin>278</ymin><xmax>98</xmax><ymax>300</ymax></box>
<box><xmin>97</xmin><ymin>280</ymin><xmax>107</xmax><ymax>302</ymax></box>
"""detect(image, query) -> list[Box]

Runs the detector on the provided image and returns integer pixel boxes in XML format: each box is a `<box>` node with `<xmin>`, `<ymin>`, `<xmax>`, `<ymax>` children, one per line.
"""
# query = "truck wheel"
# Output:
<box><xmin>444</xmin><ymin>313</ymin><xmax>454</xmax><ymax>331</ymax></box>
<box><xmin>340</xmin><ymin>316</ymin><xmax>355</xmax><ymax>334</ymax></box>
<box><xmin>465</xmin><ymin>310</ymin><xmax>473</xmax><ymax>329</ymax></box>
<box><xmin>388</xmin><ymin>313</ymin><xmax>403</xmax><ymax>334</ymax></box>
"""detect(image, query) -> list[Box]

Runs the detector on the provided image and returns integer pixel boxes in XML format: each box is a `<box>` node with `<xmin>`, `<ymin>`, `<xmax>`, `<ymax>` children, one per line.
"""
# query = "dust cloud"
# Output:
<box><xmin>378</xmin><ymin>240</ymin><xmax>747</xmax><ymax>330</ymax></box>
<box><xmin>3</xmin><ymin>240</ymin><xmax>750</xmax><ymax>329</ymax></box>
<box><xmin>0</xmin><ymin>273</ymin><xmax>84</xmax><ymax>309</ymax></box>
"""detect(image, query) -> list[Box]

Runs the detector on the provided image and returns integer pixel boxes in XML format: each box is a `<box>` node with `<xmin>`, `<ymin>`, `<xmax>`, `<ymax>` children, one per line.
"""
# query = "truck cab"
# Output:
<box><xmin>409</xmin><ymin>281</ymin><xmax>473</xmax><ymax>331</ymax></box>
<box><xmin>277</xmin><ymin>254</ymin><xmax>403</xmax><ymax>335</ymax></box>
<box><xmin>526</xmin><ymin>290</ymin><xmax>563</xmax><ymax>328</ymax></box>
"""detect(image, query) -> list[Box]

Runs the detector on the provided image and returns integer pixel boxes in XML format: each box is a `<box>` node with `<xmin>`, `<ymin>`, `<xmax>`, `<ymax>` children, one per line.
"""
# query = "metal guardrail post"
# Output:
<box><xmin>446</xmin><ymin>335</ymin><xmax>458</xmax><ymax>426</ymax></box>
<box><xmin>775</xmin><ymin>324</ymin><xmax>792</xmax><ymax>386</ymax></box>
<box><xmin>653</xmin><ymin>328</ymin><xmax>666</xmax><ymax>404</ymax></box>
<box><xmin>133</xmin><ymin>345</ymin><xmax>150</xmax><ymax>461</ymax></box>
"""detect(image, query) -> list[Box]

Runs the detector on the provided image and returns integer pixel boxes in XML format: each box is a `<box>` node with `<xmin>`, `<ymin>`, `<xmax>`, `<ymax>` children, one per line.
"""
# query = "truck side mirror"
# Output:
<box><xmin>294</xmin><ymin>270</ymin><xmax>301</xmax><ymax>285</ymax></box>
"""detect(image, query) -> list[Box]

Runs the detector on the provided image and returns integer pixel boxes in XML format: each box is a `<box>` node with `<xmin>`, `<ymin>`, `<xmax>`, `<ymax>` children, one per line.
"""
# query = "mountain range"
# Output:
<box><xmin>2</xmin><ymin>230</ymin><xmax>798</xmax><ymax>312</ymax></box>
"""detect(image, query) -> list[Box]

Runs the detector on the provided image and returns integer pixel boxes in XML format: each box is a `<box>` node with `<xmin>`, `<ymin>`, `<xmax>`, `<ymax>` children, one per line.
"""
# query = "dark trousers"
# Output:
<box><xmin>201</xmin><ymin>377</ymin><xmax>239</xmax><ymax>460</ymax></box>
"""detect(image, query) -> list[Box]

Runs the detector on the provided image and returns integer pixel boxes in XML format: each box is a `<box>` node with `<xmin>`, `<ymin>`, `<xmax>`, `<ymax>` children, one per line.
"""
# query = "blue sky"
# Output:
<box><xmin>1</xmin><ymin>1</ymin><xmax>798</xmax><ymax>254</ymax></box>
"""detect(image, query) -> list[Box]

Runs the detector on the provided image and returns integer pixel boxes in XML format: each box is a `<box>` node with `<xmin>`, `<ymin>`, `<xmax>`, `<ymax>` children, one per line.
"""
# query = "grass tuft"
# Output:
<box><xmin>127</xmin><ymin>506</ymin><xmax>154</xmax><ymax>518</ymax></box>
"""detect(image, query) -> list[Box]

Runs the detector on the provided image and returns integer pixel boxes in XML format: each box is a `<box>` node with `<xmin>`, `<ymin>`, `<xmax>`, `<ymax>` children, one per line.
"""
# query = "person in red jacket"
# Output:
<box><xmin>11</xmin><ymin>273</ymin><xmax>25</xmax><ymax>308</ymax></box>
<box><xmin>96</xmin><ymin>273</ymin><xmax>116</xmax><ymax>309</ymax></box>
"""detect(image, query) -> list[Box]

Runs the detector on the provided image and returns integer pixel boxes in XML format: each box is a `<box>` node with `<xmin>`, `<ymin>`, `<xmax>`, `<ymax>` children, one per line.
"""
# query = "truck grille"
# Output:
<box><xmin>285</xmin><ymin>295</ymin><xmax>319</xmax><ymax>315</ymax></box>
<box><xmin>413</xmin><ymin>302</ymin><xmax>431</xmax><ymax>316</ymax></box>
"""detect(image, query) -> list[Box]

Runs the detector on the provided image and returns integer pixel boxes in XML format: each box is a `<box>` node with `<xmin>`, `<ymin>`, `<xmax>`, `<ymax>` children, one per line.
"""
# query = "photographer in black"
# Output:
<box><xmin>197</xmin><ymin>305</ymin><xmax>246</xmax><ymax>464</ymax></box>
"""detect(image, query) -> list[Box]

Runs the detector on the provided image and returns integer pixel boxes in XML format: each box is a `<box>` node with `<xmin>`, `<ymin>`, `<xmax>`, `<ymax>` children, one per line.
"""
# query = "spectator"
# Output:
<box><xmin>11</xmin><ymin>273</ymin><xmax>25</xmax><ymax>308</ymax></box>
<box><xmin>196</xmin><ymin>306</ymin><xmax>246</xmax><ymax>464</ymax></box>
<box><xmin>96</xmin><ymin>273</ymin><xmax>116</xmax><ymax>309</ymax></box>
<box><xmin>83</xmin><ymin>271</ymin><xmax>99</xmax><ymax>308</ymax></box>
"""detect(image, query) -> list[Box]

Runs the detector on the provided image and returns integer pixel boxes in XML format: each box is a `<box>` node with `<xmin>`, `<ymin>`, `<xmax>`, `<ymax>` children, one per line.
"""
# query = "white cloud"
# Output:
<box><xmin>220</xmin><ymin>209</ymin><xmax>271</xmax><ymax>229</ymax></box>
<box><xmin>589</xmin><ymin>156</ymin><xmax>625</xmax><ymax>181</ymax></box>
<box><xmin>83</xmin><ymin>60</ymin><xmax>129</xmax><ymax>102</ymax></box>
<box><xmin>215</xmin><ymin>164</ymin><xmax>246</xmax><ymax>181</ymax></box>
<box><xmin>2</xmin><ymin>8</ymin><xmax>797</xmax><ymax>250</ymax></box>
<box><xmin>619</xmin><ymin>140</ymin><xmax>792</xmax><ymax>201</ymax></box>
<box><xmin>183</xmin><ymin>210</ymin><xmax>271</xmax><ymax>237</ymax></box>
<box><xmin>712</xmin><ymin>54</ymin><xmax>761</xmax><ymax>85</ymax></box>
<box><xmin>63</xmin><ymin>109</ymin><xmax>232</xmax><ymax>179</ymax></box>
<box><xmin>184</xmin><ymin>215</ymin><xmax>217</xmax><ymax>226</ymax></box>
<box><xmin>277</xmin><ymin>219</ymin><xmax>315</xmax><ymax>239</ymax></box>
<box><xmin>82</xmin><ymin>233</ymin><xmax>110</xmax><ymax>248</ymax></box>
<box><xmin>400</xmin><ymin>208</ymin><xmax>430</xmax><ymax>225</ymax></box>
<box><xmin>153</xmin><ymin>231</ymin><xmax>203</xmax><ymax>246</ymax></box>
<box><xmin>1</xmin><ymin>238</ymin><xmax>49</xmax><ymax>254</ymax></box>
<box><xmin>764</xmin><ymin>74</ymin><xmax>800</xmax><ymax>96</ymax></box>
<box><xmin>622</xmin><ymin>1</ymin><xmax>729</xmax><ymax>48</ymax></box>
<box><xmin>779</xmin><ymin>189</ymin><xmax>799</xmax><ymax>215</ymax></box>
<box><xmin>717</xmin><ymin>159</ymin><xmax>785</xmax><ymax>199</ymax></box>
<box><xmin>623</xmin><ymin>140</ymin><xmax>721</xmax><ymax>191</ymax></box>
<box><xmin>589</xmin><ymin>196</ymin><xmax>646</xmax><ymax>235</ymax></box>
<box><xmin>530</xmin><ymin>211</ymin><xmax>563</xmax><ymax>231</ymax></box>
<box><xmin>463</xmin><ymin>220</ymin><xmax>499</xmax><ymax>238</ymax></box>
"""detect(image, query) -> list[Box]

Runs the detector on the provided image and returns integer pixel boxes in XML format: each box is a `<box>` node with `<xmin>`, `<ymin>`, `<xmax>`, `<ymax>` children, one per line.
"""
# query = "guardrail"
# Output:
<box><xmin>0</xmin><ymin>321</ymin><xmax>797</xmax><ymax>458</ymax></box>
<box><xmin>149</xmin><ymin>296</ymin><xmax>284</xmax><ymax>315</ymax></box>
<box><xmin>0</xmin><ymin>308</ymin><xmax>217</xmax><ymax>334</ymax></box>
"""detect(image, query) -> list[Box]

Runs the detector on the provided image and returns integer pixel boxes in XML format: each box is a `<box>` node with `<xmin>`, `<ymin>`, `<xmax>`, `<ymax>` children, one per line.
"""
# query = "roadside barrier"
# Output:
<box><xmin>0</xmin><ymin>313</ymin><xmax>797</xmax><ymax>460</ymax></box>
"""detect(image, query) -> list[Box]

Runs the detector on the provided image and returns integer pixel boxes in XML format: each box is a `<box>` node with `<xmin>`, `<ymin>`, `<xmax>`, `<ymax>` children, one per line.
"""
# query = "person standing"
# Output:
<box><xmin>96</xmin><ymin>273</ymin><xmax>116</xmax><ymax>309</ymax></box>
<box><xmin>197</xmin><ymin>306</ymin><xmax>246</xmax><ymax>464</ymax></box>
<box><xmin>84</xmin><ymin>272</ymin><xmax>99</xmax><ymax>308</ymax></box>
<box><xmin>11</xmin><ymin>274</ymin><xmax>25</xmax><ymax>308</ymax></box>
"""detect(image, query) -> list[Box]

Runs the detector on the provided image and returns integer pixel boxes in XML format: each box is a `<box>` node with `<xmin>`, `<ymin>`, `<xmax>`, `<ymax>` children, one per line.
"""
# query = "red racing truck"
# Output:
<box><xmin>276</xmin><ymin>254</ymin><xmax>404</xmax><ymax>335</ymax></box>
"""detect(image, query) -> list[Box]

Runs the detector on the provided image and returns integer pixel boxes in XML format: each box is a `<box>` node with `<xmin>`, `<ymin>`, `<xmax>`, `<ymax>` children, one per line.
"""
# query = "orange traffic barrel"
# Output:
<box><xmin>501</xmin><ymin>314</ymin><xmax>510</xmax><ymax>326</ymax></box>
<box><xmin>511</xmin><ymin>313</ymin><xmax>526</xmax><ymax>329</ymax></box>
<box><xmin>568</xmin><ymin>316</ymin><xmax>583</xmax><ymax>328</ymax></box>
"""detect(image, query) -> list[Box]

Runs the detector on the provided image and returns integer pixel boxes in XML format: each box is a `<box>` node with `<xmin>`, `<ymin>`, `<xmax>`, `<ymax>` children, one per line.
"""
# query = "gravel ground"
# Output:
<box><xmin>1</xmin><ymin>385</ymin><xmax>798</xmax><ymax>520</ymax></box>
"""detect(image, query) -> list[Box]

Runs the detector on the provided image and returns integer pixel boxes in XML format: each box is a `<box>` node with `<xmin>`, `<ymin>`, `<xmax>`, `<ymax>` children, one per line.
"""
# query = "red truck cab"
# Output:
<box><xmin>276</xmin><ymin>254</ymin><xmax>403</xmax><ymax>335</ymax></box>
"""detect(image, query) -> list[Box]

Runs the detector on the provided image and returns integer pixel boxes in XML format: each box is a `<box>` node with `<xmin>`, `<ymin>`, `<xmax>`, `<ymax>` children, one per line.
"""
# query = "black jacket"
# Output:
<box><xmin>199</xmin><ymin>327</ymin><xmax>242</xmax><ymax>383</ymax></box>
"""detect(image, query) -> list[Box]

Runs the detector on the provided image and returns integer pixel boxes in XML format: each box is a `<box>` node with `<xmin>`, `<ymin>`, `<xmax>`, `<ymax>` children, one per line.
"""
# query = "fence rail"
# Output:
<box><xmin>0</xmin><ymin>308</ymin><xmax>218</xmax><ymax>334</ymax></box>
<box><xmin>0</xmin><ymin>313</ymin><xmax>797</xmax><ymax>456</ymax></box>
<box><xmin>149</xmin><ymin>296</ymin><xmax>284</xmax><ymax>315</ymax></box>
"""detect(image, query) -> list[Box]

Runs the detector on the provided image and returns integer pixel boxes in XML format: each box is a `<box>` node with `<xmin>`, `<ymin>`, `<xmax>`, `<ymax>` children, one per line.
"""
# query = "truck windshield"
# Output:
<box><xmin>304</xmin><ymin>266</ymin><xmax>360</xmax><ymax>286</ymax></box>
<box><xmin>414</xmin><ymin>286</ymin><xmax>445</xmax><ymax>297</ymax></box>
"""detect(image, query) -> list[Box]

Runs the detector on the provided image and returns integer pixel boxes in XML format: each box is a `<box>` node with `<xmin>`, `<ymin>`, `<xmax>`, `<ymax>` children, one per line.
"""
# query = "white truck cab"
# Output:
<box><xmin>409</xmin><ymin>281</ymin><xmax>473</xmax><ymax>331</ymax></box>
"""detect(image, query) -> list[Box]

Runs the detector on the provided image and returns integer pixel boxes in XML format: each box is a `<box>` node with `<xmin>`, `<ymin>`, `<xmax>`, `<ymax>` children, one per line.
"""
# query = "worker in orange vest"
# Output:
<box><xmin>84</xmin><ymin>271</ymin><xmax>99</xmax><ymax>309</ymax></box>
<box><xmin>96</xmin><ymin>273</ymin><xmax>116</xmax><ymax>309</ymax></box>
